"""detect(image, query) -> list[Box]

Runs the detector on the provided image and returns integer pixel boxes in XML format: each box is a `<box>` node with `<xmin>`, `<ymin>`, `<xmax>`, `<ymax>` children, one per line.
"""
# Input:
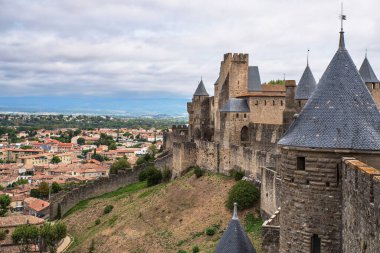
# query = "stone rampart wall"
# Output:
<box><xmin>261</xmin><ymin>167</ymin><xmax>281</xmax><ymax>219</ymax></box>
<box><xmin>342</xmin><ymin>158</ymin><xmax>380</xmax><ymax>253</ymax></box>
<box><xmin>50</xmin><ymin>166</ymin><xmax>146</xmax><ymax>219</ymax></box>
<box><xmin>262</xmin><ymin>208</ymin><xmax>280</xmax><ymax>253</ymax></box>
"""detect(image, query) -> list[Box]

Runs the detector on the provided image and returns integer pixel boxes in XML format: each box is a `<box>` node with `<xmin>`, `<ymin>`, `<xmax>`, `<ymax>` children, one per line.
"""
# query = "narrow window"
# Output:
<box><xmin>273</xmin><ymin>100</ymin><xmax>275</xmax><ymax>106</ymax></box>
<box><xmin>336</xmin><ymin>164</ymin><xmax>340</xmax><ymax>186</ymax></box>
<box><xmin>311</xmin><ymin>234</ymin><xmax>321</xmax><ymax>253</ymax></box>
<box><xmin>297</xmin><ymin>157</ymin><xmax>305</xmax><ymax>170</ymax></box>
<box><xmin>281</xmin><ymin>100</ymin><xmax>283</xmax><ymax>106</ymax></box>
<box><xmin>264</xmin><ymin>100</ymin><xmax>267</xmax><ymax>106</ymax></box>
<box><xmin>244</xmin><ymin>114</ymin><xmax>247</xmax><ymax>118</ymax></box>
<box><xmin>255</xmin><ymin>100</ymin><xmax>258</xmax><ymax>106</ymax></box>
<box><xmin>372</xmin><ymin>83</ymin><xmax>375</xmax><ymax>90</ymax></box>
<box><xmin>298</xmin><ymin>101</ymin><xmax>302</xmax><ymax>107</ymax></box>
<box><xmin>236</xmin><ymin>113</ymin><xmax>239</xmax><ymax>118</ymax></box>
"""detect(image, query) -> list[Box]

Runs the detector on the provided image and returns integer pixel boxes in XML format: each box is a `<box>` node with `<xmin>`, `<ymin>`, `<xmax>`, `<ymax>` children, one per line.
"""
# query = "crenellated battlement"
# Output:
<box><xmin>172</xmin><ymin>125</ymin><xmax>189</xmax><ymax>130</ymax></box>
<box><xmin>222</xmin><ymin>52</ymin><xmax>248</xmax><ymax>64</ymax></box>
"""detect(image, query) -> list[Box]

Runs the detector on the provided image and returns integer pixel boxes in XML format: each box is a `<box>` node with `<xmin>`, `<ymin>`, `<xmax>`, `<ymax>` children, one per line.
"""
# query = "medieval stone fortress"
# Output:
<box><xmin>159</xmin><ymin>14</ymin><xmax>380</xmax><ymax>253</ymax></box>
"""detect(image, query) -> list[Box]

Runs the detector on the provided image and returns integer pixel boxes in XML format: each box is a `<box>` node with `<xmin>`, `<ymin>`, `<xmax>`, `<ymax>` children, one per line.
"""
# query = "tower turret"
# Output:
<box><xmin>214</xmin><ymin>203</ymin><xmax>256</xmax><ymax>253</ymax></box>
<box><xmin>359</xmin><ymin>53</ymin><xmax>380</xmax><ymax>108</ymax></box>
<box><xmin>188</xmin><ymin>79</ymin><xmax>212</xmax><ymax>141</ymax></box>
<box><xmin>278</xmin><ymin>12</ymin><xmax>380</xmax><ymax>253</ymax></box>
<box><xmin>295</xmin><ymin>50</ymin><xmax>317</xmax><ymax>108</ymax></box>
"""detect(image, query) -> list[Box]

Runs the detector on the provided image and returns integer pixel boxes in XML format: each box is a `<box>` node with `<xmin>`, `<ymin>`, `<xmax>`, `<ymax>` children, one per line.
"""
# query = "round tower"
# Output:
<box><xmin>278</xmin><ymin>25</ymin><xmax>380</xmax><ymax>252</ymax></box>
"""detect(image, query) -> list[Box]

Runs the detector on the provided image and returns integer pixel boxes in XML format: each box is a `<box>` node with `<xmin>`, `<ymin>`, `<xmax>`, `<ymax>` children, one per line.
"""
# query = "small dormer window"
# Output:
<box><xmin>236</xmin><ymin>113</ymin><xmax>239</xmax><ymax>118</ymax></box>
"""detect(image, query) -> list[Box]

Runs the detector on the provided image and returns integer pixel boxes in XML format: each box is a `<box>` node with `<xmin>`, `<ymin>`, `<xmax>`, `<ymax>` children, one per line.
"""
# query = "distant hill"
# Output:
<box><xmin>63</xmin><ymin>172</ymin><xmax>263</xmax><ymax>253</ymax></box>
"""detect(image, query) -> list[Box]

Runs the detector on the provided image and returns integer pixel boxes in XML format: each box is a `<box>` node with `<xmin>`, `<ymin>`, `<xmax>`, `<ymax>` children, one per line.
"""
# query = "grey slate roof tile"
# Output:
<box><xmin>193</xmin><ymin>80</ymin><xmax>209</xmax><ymax>96</ymax></box>
<box><xmin>359</xmin><ymin>56</ymin><xmax>379</xmax><ymax>83</ymax></box>
<box><xmin>248</xmin><ymin>66</ymin><xmax>261</xmax><ymax>92</ymax></box>
<box><xmin>278</xmin><ymin>32</ymin><xmax>380</xmax><ymax>150</ymax></box>
<box><xmin>295</xmin><ymin>65</ymin><xmax>317</xmax><ymax>100</ymax></box>
<box><xmin>220</xmin><ymin>98</ymin><xmax>250</xmax><ymax>112</ymax></box>
<box><xmin>214</xmin><ymin>203</ymin><xmax>256</xmax><ymax>253</ymax></box>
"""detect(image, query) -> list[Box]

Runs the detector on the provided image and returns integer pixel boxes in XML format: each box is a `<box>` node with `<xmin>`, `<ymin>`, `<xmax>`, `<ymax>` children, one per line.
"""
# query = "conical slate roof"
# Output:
<box><xmin>248</xmin><ymin>66</ymin><xmax>262</xmax><ymax>92</ymax></box>
<box><xmin>295</xmin><ymin>65</ymin><xmax>317</xmax><ymax>100</ymax></box>
<box><xmin>193</xmin><ymin>80</ymin><xmax>209</xmax><ymax>96</ymax></box>
<box><xmin>220</xmin><ymin>98</ymin><xmax>250</xmax><ymax>112</ymax></box>
<box><xmin>278</xmin><ymin>31</ymin><xmax>380</xmax><ymax>150</ymax></box>
<box><xmin>359</xmin><ymin>56</ymin><xmax>379</xmax><ymax>83</ymax></box>
<box><xmin>214</xmin><ymin>203</ymin><xmax>256</xmax><ymax>253</ymax></box>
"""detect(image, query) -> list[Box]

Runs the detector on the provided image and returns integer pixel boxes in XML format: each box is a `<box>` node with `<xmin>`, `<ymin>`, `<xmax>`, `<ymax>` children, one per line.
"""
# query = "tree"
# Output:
<box><xmin>148</xmin><ymin>144</ymin><xmax>158</xmax><ymax>156</ymax></box>
<box><xmin>108</xmin><ymin>143</ymin><xmax>117</xmax><ymax>150</ymax></box>
<box><xmin>136</xmin><ymin>154</ymin><xmax>154</xmax><ymax>166</ymax></box>
<box><xmin>110</xmin><ymin>158</ymin><xmax>131</xmax><ymax>174</ymax></box>
<box><xmin>51</xmin><ymin>182</ymin><xmax>62</xmax><ymax>194</ymax></box>
<box><xmin>51</xmin><ymin>155</ymin><xmax>61</xmax><ymax>164</ymax></box>
<box><xmin>77</xmin><ymin>137</ymin><xmax>85</xmax><ymax>145</ymax></box>
<box><xmin>12</xmin><ymin>224</ymin><xmax>39</xmax><ymax>253</ymax></box>
<box><xmin>0</xmin><ymin>194</ymin><xmax>11</xmax><ymax>216</ymax></box>
<box><xmin>38</xmin><ymin>182</ymin><xmax>50</xmax><ymax>199</ymax></box>
<box><xmin>74</xmin><ymin>129</ymin><xmax>82</xmax><ymax>136</ymax></box>
<box><xmin>226</xmin><ymin>180</ymin><xmax>260</xmax><ymax>211</ymax></box>
<box><xmin>40</xmin><ymin>222</ymin><xmax>67</xmax><ymax>253</ymax></box>
<box><xmin>91</xmin><ymin>153</ymin><xmax>104</xmax><ymax>162</ymax></box>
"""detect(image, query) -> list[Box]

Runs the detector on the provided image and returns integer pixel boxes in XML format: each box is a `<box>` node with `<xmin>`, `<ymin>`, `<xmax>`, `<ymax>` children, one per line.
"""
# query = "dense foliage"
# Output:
<box><xmin>0</xmin><ymin>194</ymin><xmax>11</xmax><ymax>216</ymax></box>
<box><xmin>226</xmin><ymin>180</ymin><xmax>260</xmax><ymax>211</ymax></box>
<box><xmin>193</xmin><ymin>166</ymin><xmax>204</xmax><ymax>178</ymax></box>
<box><xmin>136</xmin><ymin>153</ymin><xmax>154</xmax><ymax>166</ymax></box>
<box><xmin>139</xmin><ymin>167</ymin><xmax>162</xmax><ymax>187</ymax></box>
<box><xmin>110</xmin><ymin>158</ymin><xmax>131</xmax><ymax>174</ymax></box>
<box><xmin>0</xmin><ymin>114</ymin><xmax>186</xmax><ymax>130</ymax></box>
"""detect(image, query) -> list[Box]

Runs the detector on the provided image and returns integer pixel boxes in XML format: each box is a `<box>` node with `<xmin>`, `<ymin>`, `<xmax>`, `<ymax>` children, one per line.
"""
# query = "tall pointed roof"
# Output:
<box><xmin>193</xmin><ymin>79</ymin><xmax>209</xmax><ymax>96</ymax></box>
<box><xmin>214</xmin><ymin>203</ymin><xmax>256</xmax><ymax>253</ymax></box>
<box><xmin>295</xmin><ymin>64</ymin><xmax>317</xmax><ymax>100</ymax></box>
<box><xmin>248</xmin><ymin>66</ymin><xmax>262</xmax><ymax>92</ymax></box>
<box><xmin>359</xmin><ymin>56</ymin><xmax>379</xmax><ymax>83</ymax></box>
<box><xmin>278</xmin><ymin>30</ymin><xmax>380</xmax><ymax>150</ymax></box>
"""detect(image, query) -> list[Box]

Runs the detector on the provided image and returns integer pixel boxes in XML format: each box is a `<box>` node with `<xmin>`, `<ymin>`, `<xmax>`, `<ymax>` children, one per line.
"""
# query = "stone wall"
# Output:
<box><xmin>49</xmin><ymin>166</ymin><xmax>145</xmax><ymax>219</ymax></box>
<box><xmin>262</xmin><ymin>208</ymin><xmax>280</xmax><ymax>253</ymax></box>
<box><xmin>247</xmin><ymin>96</ymin><xmax>285</xmax><ymax>125</ymax></box>
<box><xmin>279</xmin><ymin>148</ymin><xmax>342</xmax><ymax>253</ymax></box>
<box><xmin>261</xmin><ymin>166</ymin><xmax>281</xmax><ymax>219</ymax></box>
<box><xmin>172</xmin><ymin>142</ymin><xmax>197</xmax><ymax>177</ymax></box>
<box><xmin>154</xmin><ymin>152</ymin><xmax>173</xmax><ymax>170</ymax></box>
<box><xmin>342</xmin><ymin>158</ymin><xmax>380</xmax><ymax>253</ymax></box>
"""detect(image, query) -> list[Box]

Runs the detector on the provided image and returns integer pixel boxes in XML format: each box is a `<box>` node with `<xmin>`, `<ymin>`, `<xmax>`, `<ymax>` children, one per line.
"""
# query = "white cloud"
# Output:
<box><xmin>0</xmin><ymin>0</ymin><xmax>379</xmax><ymax>98</ymax></box>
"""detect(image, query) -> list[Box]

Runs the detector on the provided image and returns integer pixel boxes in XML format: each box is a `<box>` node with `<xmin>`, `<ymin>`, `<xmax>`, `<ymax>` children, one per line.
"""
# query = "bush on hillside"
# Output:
<box><xmin>103</xmin><ymin>205</ymin><xmax>114</xmax><ymax>215</ymax></box>
<box><xmin>229</xmin><ymin>169</ymin><xmax>245</xmax><ymax>181</ymax></box>
<box><xmin>162</xmin><ymin>168</ymin><xmax>172</xmax><ymax>182</ymax></box>
<box><xmin>226</xmin><ymin>180</ymin><xmax>260</xmax><ymax>211</ymax></box>
<box><xmin>95</xmin><ymin>219</ymin><xmax>101</xmax><ymax>225</ymax></box>
<box><xmin>192</xmin><ymin>246</ymin><xmax>200</xmax><ymax>253</ymax></box>
<box><xmin>146</xmin><ymin>168</ymin><xmax>163</xmax><ymax>187</ymax></box>
<box><xmin>139</xmin><ymin>166</ymin><xmax>163</xmax><ymax>186</ymax></box>
<box><xmin>193</xmin><ymin>166</ymin><xmax>204</xmax><ymax>178</ymax></box>
<box><xmin>205</xmin><ymin>227</ymin><xmax>216</xmax><ymax>236</ymax></box>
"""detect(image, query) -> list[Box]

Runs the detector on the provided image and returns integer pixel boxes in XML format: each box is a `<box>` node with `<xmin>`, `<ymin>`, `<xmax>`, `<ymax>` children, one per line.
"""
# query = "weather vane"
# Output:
<box><xmin>307</xmin><ymin>49</ymin><xmax>310</xmax><ymax>66</ymax></box>
<box><xmin>339</xmin><ymin>3</ymin><xmax>346</xmax><ymax>31</ymax></box>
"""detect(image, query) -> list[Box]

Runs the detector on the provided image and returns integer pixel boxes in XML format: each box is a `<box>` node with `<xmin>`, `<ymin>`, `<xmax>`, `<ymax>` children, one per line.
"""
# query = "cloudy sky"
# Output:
<box><xmin>0</xmin><ymin>0</ymin><xmax>379</xmax><ymax>98</ymax></box>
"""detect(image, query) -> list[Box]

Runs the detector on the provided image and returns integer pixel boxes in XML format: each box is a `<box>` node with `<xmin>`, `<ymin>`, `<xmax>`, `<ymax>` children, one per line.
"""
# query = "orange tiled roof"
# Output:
<box><xmin>24</xmin><ymin>197</ymin><xmax>50</xmax><ymax>212</ymax></box>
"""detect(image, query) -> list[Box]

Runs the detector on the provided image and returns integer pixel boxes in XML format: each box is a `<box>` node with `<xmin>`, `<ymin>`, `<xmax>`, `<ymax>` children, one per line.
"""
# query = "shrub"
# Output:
<box><xmin>229</xmin><ymin>169</ymin><xmax>245</xmax><ymax>181</ymax></box>
<box><xmin>138</xmin><ymin>169</ymin><xmax>149</xmax><ymax>182</ymax></box>
<box><xmin>0</xmin><ymin>229</ymin><xmax>6</xmax><ymax>240</ymax></box>
<box><xmin>95</xmin><ymin>219</ymin><xmax>101</xmax><ymax>225</ymax></box>
<box><xmin>103</xmin><ymin>205</ymin><xmax>114</xmax><ymax>215</ymax></box>
<box><xmin>205</xmin><ymin>227</ymin><xmax>216</xmax><ymax>236</ymax></box>
<box><xmin>192</xmin><ymin>246</ymin><xmax>200</xmax><ymax>253</ymax></box>
<box><xmin>226</xmin><ymin>180</ymin><xmax>260</xmax><ymax>211</ymax></box>
<box><xmin>162</xmin><ymin>168</ymin><xmax>172</xmax><ymax>182</ymax></box>
<box><xmin>146</xmin><ymin>168</ymin><xmax>162</xmax><ymax>187</ymax></box>
<box><xmin>193</xmin><ymin>166</ymin><xmax>204</xmax><ymax>178</ymax></box>
<box><xmin>178</xmin><ymin>250</ymin><xmax>187</xmax><ymax>253</ymax></box>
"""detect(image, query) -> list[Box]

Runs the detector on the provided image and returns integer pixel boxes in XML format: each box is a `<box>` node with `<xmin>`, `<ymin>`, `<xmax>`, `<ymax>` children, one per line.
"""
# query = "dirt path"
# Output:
<box><xmin>57</xmin><ymin>234</ymin><xmax>73</xmax><ymax>253</ymax></box>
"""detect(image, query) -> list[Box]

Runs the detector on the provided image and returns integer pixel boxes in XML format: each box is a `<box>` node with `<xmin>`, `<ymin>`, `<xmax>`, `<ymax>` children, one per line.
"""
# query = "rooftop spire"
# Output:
<box><xmin>307</xmin><ymin>49</ymin><xmax>310</xmax><ymax>66</ymax></box>
<box><xmin>339</xmin><ymin>3</ymin><xmax>346</xmax><ymax>50</ymax></box>
<box><xmin>232</xmin><ymin>202</ymin><xmax>238</xmax><ymax>220</ymax></box>
<box><xmin>365</xmin><ymin>48</ymin><xmax>368</xmax><ymax>58</ymax></box>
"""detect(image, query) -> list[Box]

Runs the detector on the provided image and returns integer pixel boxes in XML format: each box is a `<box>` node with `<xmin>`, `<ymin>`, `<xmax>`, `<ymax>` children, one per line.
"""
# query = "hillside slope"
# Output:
<box><xmin>63</xmin><ymin>172</ymin><xmax>262</xmax><ymax>253</ymax></box>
